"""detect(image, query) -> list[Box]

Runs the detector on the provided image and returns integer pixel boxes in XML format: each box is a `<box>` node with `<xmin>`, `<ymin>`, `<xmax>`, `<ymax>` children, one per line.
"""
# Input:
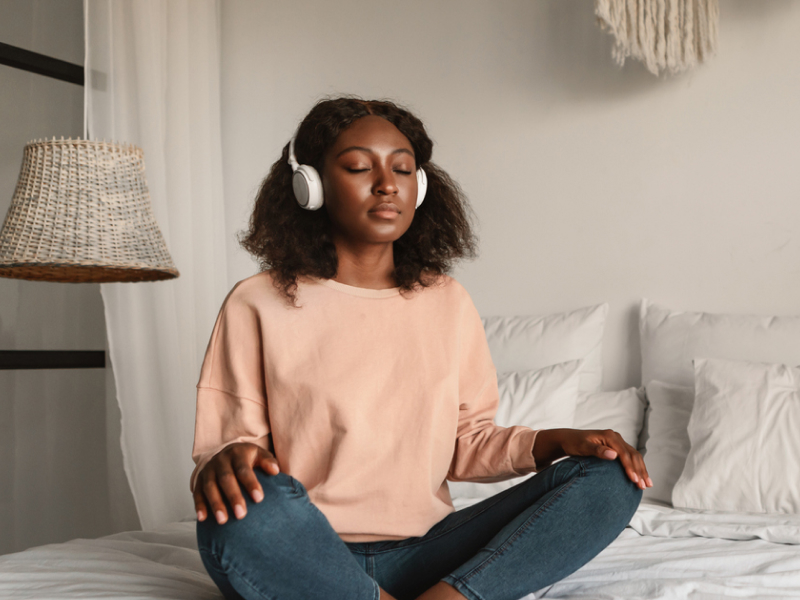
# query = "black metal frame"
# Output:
<box><xmin>0</xmin><ymin>351</ymin><xmax>105</xmax><ymax>370</ymax></box>
<box><xmin>1</xmin><ymin>42</ymin><xmax>102</xmax><ymax>370</ymax></box>
<box><xmin>0</xmin><ymin>42</ymin><xmax>84</xmax><ymax>86</ymax></box>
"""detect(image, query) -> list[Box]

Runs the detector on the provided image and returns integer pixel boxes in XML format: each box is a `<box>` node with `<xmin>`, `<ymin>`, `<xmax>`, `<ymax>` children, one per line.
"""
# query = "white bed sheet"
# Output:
<box><xmin>2</xmin><ymin>502</ymin><xmax>800</xmax><ymax>600</ymax></box>
<box><xmin>629</xmin><ymin>499</ymin><xmax>800</xmax><ymax>545</ymax></box>
<box><xmin>0</xmin><ymin>518</ymin><xmax>217</xmax><ymax>600</ymax></box>
<box><xmin>533</xmin><ymin>500</ymin><xmax>800</xmax><ymax>599</ymax></box>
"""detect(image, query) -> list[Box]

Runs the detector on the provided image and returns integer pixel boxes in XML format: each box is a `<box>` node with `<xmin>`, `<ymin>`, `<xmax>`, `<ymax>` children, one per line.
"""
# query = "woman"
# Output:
<box><xmin>191</xmin><ymin>96</ymin><xmax>651</xmax><ymax>600</ymax></box>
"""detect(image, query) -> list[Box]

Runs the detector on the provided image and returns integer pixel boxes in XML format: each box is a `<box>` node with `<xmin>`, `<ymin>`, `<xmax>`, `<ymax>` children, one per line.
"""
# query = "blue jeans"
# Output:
<box><xmin>196</xmin><ymin>455</ymin><xmax>642</xmax><ymax>600</ymax></box>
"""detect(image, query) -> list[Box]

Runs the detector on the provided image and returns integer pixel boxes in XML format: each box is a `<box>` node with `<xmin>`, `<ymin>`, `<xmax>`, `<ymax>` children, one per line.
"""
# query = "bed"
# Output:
<box><xmin>3</xmin><ymin>502</ymin><xmax>800</xmax><ymax>599</ymax></box>
<box><xmin>2</xmin><ymin>299</ymin><xmax>799</xmax><ymax>599</ymax></box>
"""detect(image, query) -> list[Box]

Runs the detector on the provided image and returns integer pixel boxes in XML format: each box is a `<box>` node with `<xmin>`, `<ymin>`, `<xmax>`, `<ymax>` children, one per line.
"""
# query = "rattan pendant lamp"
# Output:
<box><xmin>0</xmin><ymin>42</ymin><xmax>178</xmax><ymax>371</ymax></box>
<box><xmin>0</xmin><ymin>136</ymin><xmax>179</xmax><ymax>283</ymax></box>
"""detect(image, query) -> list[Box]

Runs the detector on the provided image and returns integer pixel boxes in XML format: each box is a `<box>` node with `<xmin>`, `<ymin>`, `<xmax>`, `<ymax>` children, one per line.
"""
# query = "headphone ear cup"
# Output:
<box><xmin>293</xmin><ymin>165</ymin><xmax>324</xmax><ymax>210</ymax></box>
<box><xmin>415</xmin><ymin>167</ymin><xmax>428</xmax><ymax>209</ymax></box>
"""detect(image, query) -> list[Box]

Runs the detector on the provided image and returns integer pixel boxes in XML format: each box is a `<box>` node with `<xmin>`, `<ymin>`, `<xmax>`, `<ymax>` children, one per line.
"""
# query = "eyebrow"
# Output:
<box><xmin>336</xmin><ymin>146</ymin><xmax>414</xmax><ymax>158</ymax></box>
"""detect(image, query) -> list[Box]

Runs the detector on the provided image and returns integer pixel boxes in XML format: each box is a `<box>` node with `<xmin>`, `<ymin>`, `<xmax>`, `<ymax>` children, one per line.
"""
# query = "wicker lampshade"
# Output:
<box><xmin>0</xmin><ymin>137</ymin><xmax>179</xmax><ymax>283</ymax></box>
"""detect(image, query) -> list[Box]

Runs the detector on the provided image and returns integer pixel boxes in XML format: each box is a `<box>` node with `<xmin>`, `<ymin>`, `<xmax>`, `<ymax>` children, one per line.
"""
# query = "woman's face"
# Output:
<box><xmin>321</xmin><ymin>115</ymin><xmax>417</xmax><ymax>246</ymax></box>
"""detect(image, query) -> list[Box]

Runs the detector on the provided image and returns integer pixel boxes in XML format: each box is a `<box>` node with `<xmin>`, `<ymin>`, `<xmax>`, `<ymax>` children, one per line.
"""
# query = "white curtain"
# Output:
<box><xmin>84</xmin><ymin>0</ymin><xmax>229</xmax><ymax>529</ymax></box>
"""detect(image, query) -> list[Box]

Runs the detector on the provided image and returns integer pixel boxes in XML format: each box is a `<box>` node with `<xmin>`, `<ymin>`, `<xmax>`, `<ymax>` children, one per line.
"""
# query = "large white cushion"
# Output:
<box><xmin>640</xmin><ymin>381</ymin><xmax>694</xmax><ymax>505</ymax></box>
<box><xmin>483</xmin><ymin>303</ymin><xmax>608</xmax><ymax>393</ymax></box>
<box><xmin>638</xmin><ymin>300</ymin><xmax>800</xmax><ymax>505</ymax></box>
<box><xmin>573</xmin><ymin>387</ymin><xmax>646</xmax><ymax>449</ymax></box>
<box><xmin>448</xmin><ymin>359</ymin><xmax>582</xmax><ymax>507</ymax></box>
<box><xmin>640</xmin><ymin>299</ymin><xmax>800</xmax><ymax>388</ymax></box>
<box><xmin>672</xmin><ymin>357</ymin><xmax>800</xmax><ymax>514</ymax></box>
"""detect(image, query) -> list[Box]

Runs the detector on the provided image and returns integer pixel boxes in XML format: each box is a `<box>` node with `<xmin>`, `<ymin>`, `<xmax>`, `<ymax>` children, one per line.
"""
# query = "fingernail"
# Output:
<box><xmin>197</xmin><ymin>510</ymin><xmax>204</xmax><ymax>521</ymax></box>
<box><xmin>234</xmin><ymin>505</ymin><xmax>246</xmax><ymax>519</ymax></box>
<box><xmin>604</xmin><ymin>450</ymin><xmax>616</xmax><ymax>459</ymax></box>
<box><xmin>253</xmin><ymin>489</ymin><xmax>264</xmax><ymax>502</ymax></box>
<box><xmin>632</xmin><ymin>472</ymin><xmax>639</xmax><ymax>482</ymax></box>
<box><xmin>216</xmin><ymin>510</ymin><xmax>226</xmax><ymax>524</ymax></box>
<box><xmin>647</xmin><ymin>477</ymin><xmax>653</xmax><ymax>487</ymax></box>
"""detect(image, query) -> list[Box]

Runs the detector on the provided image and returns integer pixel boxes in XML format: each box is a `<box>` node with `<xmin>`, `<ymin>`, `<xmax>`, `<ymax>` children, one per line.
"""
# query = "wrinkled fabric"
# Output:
<box><xmin>190</xmin><ymin>271</ymin><xmax>539</xmax><ymax>542</ymax></box>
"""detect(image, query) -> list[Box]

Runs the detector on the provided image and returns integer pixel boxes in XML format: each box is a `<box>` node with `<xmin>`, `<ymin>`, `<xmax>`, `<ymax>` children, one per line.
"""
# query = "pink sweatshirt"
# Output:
<box><xmin>190</xmin><ymin>270</ymin><xmax>541</xmax><ymax>542</ymax></box>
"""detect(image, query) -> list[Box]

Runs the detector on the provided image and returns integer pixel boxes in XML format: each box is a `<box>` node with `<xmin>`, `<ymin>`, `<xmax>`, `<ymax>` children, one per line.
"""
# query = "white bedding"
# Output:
<box><xmin>0</xmin><ymin>518</ymin><xmax>217</xmax><ymax>600</ymax></box>
<box><xmin>2</xmin><ymin>502</ymin><xmax>800</xmax><ymax>600</ymax></box>
<box><xmin>537</xmin><ymin>500</ymin><xmax>800</xmax><ymax>599</ymax></box>
<box><xmin>629</xmin><ymin>500</ymin><xmax>800</xmax><ymax>545</ymax></box>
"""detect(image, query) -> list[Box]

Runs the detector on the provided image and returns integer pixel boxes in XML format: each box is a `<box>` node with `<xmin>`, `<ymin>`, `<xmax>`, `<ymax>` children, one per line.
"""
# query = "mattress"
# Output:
<box><xmin>2</xmin><ymin>500</ymin><xmax>800</xmax><ymax>600</ymax></box>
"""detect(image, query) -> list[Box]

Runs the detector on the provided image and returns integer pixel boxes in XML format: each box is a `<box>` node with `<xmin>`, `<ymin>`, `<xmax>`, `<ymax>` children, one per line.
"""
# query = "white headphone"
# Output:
<box><xmin>288</xmin><ymin>133</ymin><xmax>427</xmax><ymax>211</ymax></box>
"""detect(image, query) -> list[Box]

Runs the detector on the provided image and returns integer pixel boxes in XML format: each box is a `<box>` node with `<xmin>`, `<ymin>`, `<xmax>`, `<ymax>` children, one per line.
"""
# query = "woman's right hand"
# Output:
<box><xmin>194</xmin><ymin>442</ymin><xmax>281</xmax><ymax>524</ymax></box>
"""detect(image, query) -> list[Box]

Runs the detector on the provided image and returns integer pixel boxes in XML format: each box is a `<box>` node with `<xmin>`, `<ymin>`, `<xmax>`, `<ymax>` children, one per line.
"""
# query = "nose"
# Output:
<box><xmin>373</xmin><ymin>165</ymin><xmax>398</xmax><ymax>196</ymax></box>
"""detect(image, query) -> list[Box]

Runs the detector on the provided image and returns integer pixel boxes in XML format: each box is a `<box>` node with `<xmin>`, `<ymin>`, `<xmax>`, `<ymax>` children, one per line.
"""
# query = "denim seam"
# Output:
<box><xmin>204</xmin><ymin>547</ymin><xmax>277</xmax><ymax>600</ymax></box>
<box><xmin>441</xmin><ymin>574</ymin><xmax>485</xmax><ymax>600</ymax></box>
<box><xmin>365</xmin><ymin>555</ymin><xmax>380</xmax><ymax>600</ymax></box>
<box><xmin>454</xmin><ymin>463</ymin><xmax>585</xmax><ymax>585</ymax></box>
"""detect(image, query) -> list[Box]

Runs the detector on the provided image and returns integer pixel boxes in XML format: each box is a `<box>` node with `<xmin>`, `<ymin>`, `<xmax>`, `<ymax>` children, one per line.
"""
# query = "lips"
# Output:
<box><xmin>369</xmin><ymin>202</ymin><xmax>400</xmax><ymax>213</ymax></box>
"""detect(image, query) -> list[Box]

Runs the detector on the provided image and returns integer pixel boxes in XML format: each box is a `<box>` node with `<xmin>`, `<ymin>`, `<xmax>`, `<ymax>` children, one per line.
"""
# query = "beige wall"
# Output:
<box><xmin>0</xmin><ymin>0</ymin><xmax>138</xmax><ymax>554</ymax></box>
<box><xmin>220</xmin><ymin>0</ymin><xmax>800</xmax><ymax>390</ymax></box>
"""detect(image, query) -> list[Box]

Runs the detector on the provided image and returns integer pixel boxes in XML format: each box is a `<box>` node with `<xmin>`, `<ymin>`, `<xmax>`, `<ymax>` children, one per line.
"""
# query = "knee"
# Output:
<box><xmin>252</xmin><ymin>469</ymin><xmax>306</xmax><ymax>506</ymax></box>
<box><xmin>196</xmin><ymin>470</ymin><xmax>307</xmax><ymax>551</ymax></box>
<box><xmin>579</xmin><ymin>455</ymin><xmax>643</xmax><ymax>517</ymax></box>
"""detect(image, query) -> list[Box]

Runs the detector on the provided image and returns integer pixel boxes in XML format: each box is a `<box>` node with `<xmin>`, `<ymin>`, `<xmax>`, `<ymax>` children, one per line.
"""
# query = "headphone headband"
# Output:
<box><xmin>288</xmin><ymin>135</ymin><xmax>299</xmax><ymax>171</ymax></box>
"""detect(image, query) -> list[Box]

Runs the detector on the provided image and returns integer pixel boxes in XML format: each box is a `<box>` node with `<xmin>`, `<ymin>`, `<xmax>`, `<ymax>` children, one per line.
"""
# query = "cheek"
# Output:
<box><xmin>326</xmin><ymin>177</ymin><xmax>368</xmax><ymax>206</ymax></box>
<box><xmin>323</xmin><ymin>183</ymin><xmax>372</xmax><ymax>230</ymax></box>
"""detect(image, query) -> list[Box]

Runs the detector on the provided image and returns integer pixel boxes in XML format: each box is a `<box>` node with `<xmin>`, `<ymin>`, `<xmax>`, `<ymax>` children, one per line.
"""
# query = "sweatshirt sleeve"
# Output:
<box><xmin>190</xmin><ymin>284</ymin><xmax>271</xmax><ymax>494</ymax></box>
<box><xmin>447</xmin><ymin>290</ymin><xmax>541</xmax><ymax>483</ymax></box>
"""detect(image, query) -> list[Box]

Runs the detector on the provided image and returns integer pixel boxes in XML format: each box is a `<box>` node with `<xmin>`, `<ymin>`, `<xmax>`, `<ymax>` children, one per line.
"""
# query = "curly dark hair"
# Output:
<box><xmin>237</xmin><ymin>95</ymin><xmax>479</xmax><ymax>307</ymax></box>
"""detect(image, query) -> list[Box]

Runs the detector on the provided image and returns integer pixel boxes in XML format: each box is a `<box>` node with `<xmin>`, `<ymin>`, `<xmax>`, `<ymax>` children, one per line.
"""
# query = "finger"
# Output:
<box><xmin>633</xmin><ymin>450</ymin><xmax>653</xmax><ymax>488</ymax></box>
<box><xmin>231</xmin><ymin>456</ymin><xmax>265</xmax><ymax>504</ymax></box>
<box><xmin>614</xmin><ymin>445</ymin><xmax>645</xmax><ymax>489</ymax></box>
<box><xmin>217</xmin><ymin>468</ymin><xmax>249</xmax><ymax>521</ymax></box>
<box><xmin>259</xmin><ymin>450</ymin><xmax>280</xmax><ymax>476</ymax></box>
<box><xmin>193</xmin><ymin>489</ymin><xmax>208</xmax><ymax>522</ymax></box>
<box><xmin>594</xmin><ymin>444</ymin><xmax>618</xmax><ymax>460</ymax></box>
<box><xmin>622</xmin><ymin>444</ymin><xmax>650</xmax><ymax>489</ymax></box>
<box><xmin>592</xmin><ymin>430</ymin><xmax>622</xmax><ymax>461</ymax></box>
<box><xmin>598</xmin><ymin>432</ymin><xmax>644</xmax><ymax>488</ymax></box>
<box><xmin>201</xmin><ymin>474</ymin><xmax>230</xmax><ymax>524</ymax></box>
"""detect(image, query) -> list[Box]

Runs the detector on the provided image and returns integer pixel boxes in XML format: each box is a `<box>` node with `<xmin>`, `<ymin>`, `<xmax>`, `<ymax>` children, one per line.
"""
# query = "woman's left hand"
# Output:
<box><xmin>565</xmin><ymin>429</ymin><xmax>652</xmax><ymax>490</ymax></box>
<box><xmin>534</xmin><ymin>428</ymin><xmax>653</xmax><ymax>490</ymax></box>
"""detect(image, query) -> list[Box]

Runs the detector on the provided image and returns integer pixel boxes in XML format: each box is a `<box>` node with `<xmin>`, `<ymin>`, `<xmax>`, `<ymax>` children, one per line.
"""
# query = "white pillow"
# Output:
<box><xmin>573</xmin><ymin>387</ymin><xmax>646</xmax><ymax>449</ymax></box>
<box><xmin>483</xmin><ymin>303</ymin><xmax>608</xmax><ymax>393</ymax></box>
<box><xmin>672</xmin><ymin>357</ymin><xmax>800</xmax><ymax>514</ymax></box>
<box><xmin>640</xmin><ymin>381</ymin><xmax>694</xmax><ymax>506</ymax></box>
<box><xmin>448</xmin><ymin>359</ymin><xmax>582</xmax><ymax>507</ymax></box>
<box><xmin>638</xmin><ymin>299</ymin><xmax>800</xmax><ymax>504</ymax></box>
<box><xmin>640</xmin><ymin>299</ymin><xmax>800</xmax><ymax>388</ymax></box>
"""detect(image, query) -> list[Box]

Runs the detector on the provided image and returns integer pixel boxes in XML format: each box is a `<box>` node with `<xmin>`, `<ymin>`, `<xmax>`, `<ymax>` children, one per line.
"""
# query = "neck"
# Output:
<box><xmin>332</xmin><ymin>239</ymin><xmax>397</xmax><ymax>289</ymax></box>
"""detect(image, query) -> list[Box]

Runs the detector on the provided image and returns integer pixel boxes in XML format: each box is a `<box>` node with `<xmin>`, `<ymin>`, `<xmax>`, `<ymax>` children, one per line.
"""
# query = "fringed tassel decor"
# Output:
<box><xmin>595</xmin><ymin>0</ymin><xmax>719</xmax><ymax>75</ymax></box>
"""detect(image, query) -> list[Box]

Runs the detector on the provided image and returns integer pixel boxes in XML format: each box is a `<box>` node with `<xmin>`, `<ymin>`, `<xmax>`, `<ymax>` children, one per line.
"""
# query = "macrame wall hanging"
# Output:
<box><xmin>594</xmin><ymin>0</ymin><xmax>720</xmax><ymax>76</ymax></box>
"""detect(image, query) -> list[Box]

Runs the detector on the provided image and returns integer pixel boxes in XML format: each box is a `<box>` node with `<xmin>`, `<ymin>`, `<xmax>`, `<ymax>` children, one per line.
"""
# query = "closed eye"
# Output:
<box><xmin>394</xmin><ymin>170</ymin><xmax>412</xmax><ymax>175</ymax></box>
